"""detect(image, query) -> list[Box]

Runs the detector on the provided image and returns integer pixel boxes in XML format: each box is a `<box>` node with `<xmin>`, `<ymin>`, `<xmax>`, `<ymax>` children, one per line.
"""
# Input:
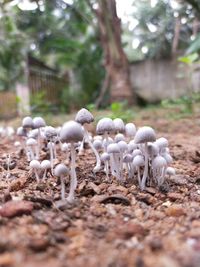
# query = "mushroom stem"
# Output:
<box><xmin>84</xmin><ymin>128</ymin><xmax>101</xmax><ymax>173</ymax></box>
<box><xmin>49</xmin><ymin>141</ymin><xmax>54</xmax><ymax>174</ymax></box>
<box><xmin>137</xmin><ymin>166</ymin><xmax>141</xmax><ymax>186</ymax></box>
<box><xmin>34</xmin><ymin>169</ymin><xmax>40</xmax><ymax>183</ymax></box>
<box><xmin>141</xmin><ymin>143</ymin><xmax>149</xmax><ymax>190</ymax></box>
<box><xmin>67</xmin><ymin>142</ymin><xmax>77</xmax><ymax>202</ymax></box>
<box><xmin>42</xmin><ymin>169</ymin><xmax>47</xmax><ymax>181</ymax></box>
<box><xmin>60</xmin><ymin>175</ymin><xmax>65</xmax><ymax>200</ymax></box>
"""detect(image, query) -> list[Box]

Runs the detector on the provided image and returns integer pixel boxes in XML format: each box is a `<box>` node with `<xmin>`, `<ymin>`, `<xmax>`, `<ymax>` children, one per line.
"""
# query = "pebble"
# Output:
<box><xmin>165</xmin><ymin>205</ymin><xmax>185</xmax><ymax>217</ymax></box>
<box><xmin>0</xmin><ymin>200</ymin><xmax>34</xmax><ymax>218</ymax></box>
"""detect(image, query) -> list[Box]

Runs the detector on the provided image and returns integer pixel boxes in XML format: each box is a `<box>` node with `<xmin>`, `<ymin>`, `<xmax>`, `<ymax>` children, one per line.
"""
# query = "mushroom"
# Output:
<box><xmin>125</xmin><ymin>123</ymin><xmax>136</xmax><ymax>140</ymax></box>
<box><xmin>54</xmin><ymin>163</ymin><xmax>69</xmax><ymax>200</ymax></box>
<box><xmin>44</xmin><ymin>126</ymin><xmax>57</xmax><ymax>173</ymax></box>
<box><xmin>26</xmin><ymin>138</ymin><xmax>37</xmax><ymax>160</ymax></box>
<box><xmin>118</xmin><ymin>140</ymin><xmax>128</xmax><ymax>177</ymax></box>
<box><xmin>114</xmin><ymin>133</ymin><xmax>125</xmax><ymax>143</ymax></box>
<box><xmin>100</xmin><ymin>152</ymin><xmax>110</xmax><ymax>180</ymax></box>
<box><xmin>113</xmin><ymin>118</ymin><xmax>125</xmax><ymax>133</ymax></box>
<box><xmin>166</xmin><ymin>166</ymin><xmax>176</xmax><ymax>179</ymax></box>
<box><xmin>132</xmin><ymin>155</ymin><xmax>145</xmax><ymax>186</ymax></box>
<box><xmin>134</xmin><ymin>126</ymin><xmax>156</xmax><ymax>190</ymax></box>
<box><xmin>152</xmin><ymin>155</ymin><xmax>167</xmax><ymax>186</ymax></box>
<box><xmin>60</xmin><ymin>120</ymin><xmax>84</xmax><ymax>202</ymax></box>
<box><xmin>41</xmin><ymin>160</ymin><xmax>51</xmax><ymax>181</ymax></box>
<box><xmin>30</xmin><ymin>160</ymin><xmax>41</xmax><ymax>183</ymax></box>
<box><xmin>33</xmin><ymin>117</ymin><xmax>46</xmax><ymax>159</ymax></box>
<box><xmin>107</xmin><ymin>143</ymin><xmax>121</xmax><ymax>180</ymax></box>
<box><xmin>96</xmin><ymin>118</ymin><xmax>114</xmax><ymax>152</ymax></box>
<box><xmin>123</xmin><ymin>153</ymin><xmax>133</xmax><ymax>178</ymax></box>
<box><xmin>22</xmin><ymin>116</ymin><xmax>33</xmax><ymax>129</ymax></box>
<box><xmin>75</xmin><ymin>108</ymin><xmax>101</xmax><ymax>173</ymax></box>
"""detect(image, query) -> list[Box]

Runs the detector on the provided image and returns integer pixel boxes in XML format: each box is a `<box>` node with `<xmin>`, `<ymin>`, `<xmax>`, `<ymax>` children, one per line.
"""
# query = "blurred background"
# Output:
<box><xmin>0</xmin><ymin>0</ymin><xmax>200</xmax><ymax>120</ymax></box>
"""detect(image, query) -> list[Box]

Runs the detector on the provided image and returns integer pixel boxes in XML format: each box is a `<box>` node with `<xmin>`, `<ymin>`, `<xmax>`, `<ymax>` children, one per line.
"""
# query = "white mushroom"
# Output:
<box><xmin>30</xmin><ymin>160</ymin><xmax>41</xmax><ymax>183</ymax></box>
<box><xmin>134</xmin><ymin>126</ymin><xmax>156</xmax><ymax>190</ymax></box>
<box><xmin>54</xmin><ymin>163</ymin><xmax>69</xmax><ymax>200</ymax></box>
<box><xmin>41</xmin><ymin>160</ymin><xmax>51</xmax><ymax>180</ymax></box>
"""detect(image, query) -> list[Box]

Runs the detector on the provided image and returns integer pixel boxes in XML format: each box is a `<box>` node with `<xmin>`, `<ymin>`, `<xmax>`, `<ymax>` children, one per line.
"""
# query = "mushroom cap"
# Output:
<box><xmin>26</xmin><ymin>138</ymin><xmax>37</xmax><ymax>146</ymax></box>
<box><xmin>107</xmin><ymin>143</ymin><xmax>120</xmax><ymax>154</ymax></box>
<box><xmin>96</xmin><ymin>118</ymin><xmax>114</xmax><ymax>135</ymax></box>
<box><xmin>162</xmin><ymin>153</ymin><xmax>173</xmax><ymax>164</ymax></box>
<box><xmin>41</xmin><ymin>160</ymin><xmax>51</xmax><ymax>169</ymax></box>
<box><xmin>75</xmin><ymin>108</ymin><xmax>94</xmax><ymax>125</ymax></box>
<box><xmin>113</xmin><ymin>118</ymin><xmax>125</xmax><ymax>133</ymax></box>
<box><xmin>147</xmin><ymin>142</ymin><xmax>159</xmax><ymax>157</ymax></box>
<box><xmin>44</xmin><ymin>126</ymin><xmax>57</xmax><ymax>139</ymax></box>
<box><xmin>17</xmin><ymin>126</ymin><xmax>27</xmax><ymax>137</ymax></box>
<box><xmin>54</xmin><ymin>163</ymin><xmax>69</xmax><ymax>177</ymax></box>
<box><xmin>128</xmin><ymin>140</ymin><xmax>137</xmax><ymax>152</ymax></box>
<box><xmin>60</xmin><ymin>121</ymin><xmax>84</xmax><ymax>143</ymax></box>
<box><xmin>133</xmin><ymin>155</ymin><xmax>145</xmax><ymax>167</ymax></box>
<box><xmin>22</xmin><ymin>116</ymin><xmax>33</xmax><ymax>129</ymax></box>
<box><xmin>132</xmin><ymin>149</ymin><xmax>142</xmax><ymax>158</ymax></box>
<box><xmin>134</xmin><ymin>126</ymin><xmax>156</xmax><ymax>144</ymax></box>
<box><xmin>166</xmin><ymin>167</ymin><xmax>175</xmax><ymax>176</ymax></box>
<box><xmin>155</xmin><ymin>137</ymin><xmax>168</xmax><ymax>149</ymax></box>
<box><xmin>100</xmin><ymin>152</ymin><xmax>110</xmax><ymax>162</ymax></box>
<box><xmin>114</xmin><ymin>133</ymin><xmax>125</xmax><ymax>143</ymax></box>
<box><xmin>93</xmin><ymin>139</ymin><xmax>102</xmax><ymax>150</ymax></box>
<box><xmin>61</xmin><ymin>143</ymin><xmax>69</xmax><ymax>152</ymax></box>
<box><xmin>28</xmin><ymin>129</ymin><xmax>39</xmax><ymax>139</ymax></box>
<box><xmin>125</xmin><ymin>123</ymin><xmax>136</xmax><ymax>137</ymax></box>
<box><xmin>152</xmin><ymin>156</ymin><xmax>167</xmax><ymax>169</ymax></box>
<box><xmin>102</xmin><ymin>137</ymin><xmax>114</xmax><ymax>148</ymax></box>
<box><xmin>33</xmin><ymin>117</ymin><xmax>46</xmax><ymax>129</ymax></box>
<box><xmin>123</xmin><ymin>154</ymin><xmax>133</xmax><ymax>163</ymax></box>
<box><xmin>118</xmin><ymin>140</ymin><xmax>128</xmax><ymax>152</ymax></box>
<box><xmin>30</xmin><ymin>160</ymin><xmax>41</xmax><ymax>169</ymax></box>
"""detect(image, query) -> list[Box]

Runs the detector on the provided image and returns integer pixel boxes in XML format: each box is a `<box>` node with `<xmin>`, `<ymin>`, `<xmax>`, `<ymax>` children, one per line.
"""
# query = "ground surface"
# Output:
<box><xmin>0</xmin><ymin>109</ymin><xmax>200</xmax><ymax>267</ymax></box>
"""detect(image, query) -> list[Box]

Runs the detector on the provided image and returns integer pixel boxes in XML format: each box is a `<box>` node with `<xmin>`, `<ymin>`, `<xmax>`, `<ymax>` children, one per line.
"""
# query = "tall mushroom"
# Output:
<box><xmin>60</xmin><ymin>121</ymin><xmax>84</xmax><ymax>202</ymax></box>
<box><xmin>75</xmin><ymin>108</ymin><xmax>101</xmax><ymax>172</ymax></box>
<box><xmin>134</xmin><ymin>126</ymin><xmax>156</xmax><ymax>190</ymax></box>
<box><xmin>33</xmin><ymin>117</ymin><xmax>46</xmax><ymax>159</ymax></box>
<box><xmin>96</xmin><ymin>118</ymin><xmax>114</xmax><ymax>152</ymax></box>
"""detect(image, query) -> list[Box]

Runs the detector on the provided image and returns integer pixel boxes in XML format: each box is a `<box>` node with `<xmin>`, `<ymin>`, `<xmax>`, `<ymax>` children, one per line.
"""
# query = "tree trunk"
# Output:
<box><xmin>96</xmin><ymin>0</ymin><xmax>134</xmax><ymax>104</ymax></box>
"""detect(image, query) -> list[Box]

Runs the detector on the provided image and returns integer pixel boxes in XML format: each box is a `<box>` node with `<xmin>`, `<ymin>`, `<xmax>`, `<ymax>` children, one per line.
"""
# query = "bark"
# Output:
<box><xmin>95</xmin><ymin>0</ymin><xmax>134</xmax><ymax>104</ymax></box>
<box><xmin>172</xmin><ymin>17</ymin><xmax>181</xmax><ymax>55</ymax></box>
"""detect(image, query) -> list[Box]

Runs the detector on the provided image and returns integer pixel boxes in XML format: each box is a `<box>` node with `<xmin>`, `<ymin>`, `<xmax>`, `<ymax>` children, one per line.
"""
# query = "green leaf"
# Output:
<box><xmin>178</xmin><ymin>53</ymin><xmax>199</xmax><ymax>65</ymax></box>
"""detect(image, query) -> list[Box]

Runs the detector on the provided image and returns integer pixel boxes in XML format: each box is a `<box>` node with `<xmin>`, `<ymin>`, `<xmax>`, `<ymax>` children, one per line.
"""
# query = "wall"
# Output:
<box><xmin>130</xmin><ymin>59</ymin><xmax>200</xmax><ymax>102</ymax></box>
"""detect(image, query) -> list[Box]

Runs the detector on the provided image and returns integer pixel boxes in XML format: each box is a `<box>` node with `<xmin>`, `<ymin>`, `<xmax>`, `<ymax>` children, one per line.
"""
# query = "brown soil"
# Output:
<box><xmin>0</xmin><ymin>115</ymin><xmax>200</xmax><ymax>267</ymax></box>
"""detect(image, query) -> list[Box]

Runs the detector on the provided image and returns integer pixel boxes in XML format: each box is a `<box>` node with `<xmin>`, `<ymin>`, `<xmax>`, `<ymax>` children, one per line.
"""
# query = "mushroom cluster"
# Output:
<box><xmin>16</xmin><ymin>108</ymin><xmax>175</xmax><ymax>202</ymax></box>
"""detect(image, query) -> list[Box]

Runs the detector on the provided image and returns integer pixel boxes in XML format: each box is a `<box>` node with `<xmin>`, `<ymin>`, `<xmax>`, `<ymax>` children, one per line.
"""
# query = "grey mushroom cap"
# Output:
<box><xmin>152</xmin><ymin>155</ymin><xmax>167</xmax><ymax>169</ymax></box>
<box><xmin>118</xmin><ymin>141</ymin><xmax>128</xmax><ymax>152</ymax></box>
<box><xmin>28</xmin><ymin>129</ymin><xmax>39</xmax><ymax>139</ymax></box>
<box><xmin>22</xmin><ymin>116</ymin><xmax>33</xmax><ymax>129</ymax></box>
<box><xmin>54</xmin><ymin>163</ymin><xmax>69</xmax><ymax>177</ymax></box>
<box><xmin>125</xmin><ymin>123</ymin><xmax>136</xmax><ymax>137</ymax></box>
<box><xmin>107</xmin><ymin>143</ymin><xmax>120</xmax><ymax>154</ymax></box>
<box><xmin>41</xmin><ymin>160</ymin><xmax>51</xmax><ymax>169</ymax></box>
<box><xmin>44</xmin><ymin>126</ymin><xmax>57</xmax><ymax>139</ymax></box>
<box><xmin>75</xmin><ymin>108</ymin><xmax>94</xmax><ymax>125</ymax></box>
<box><xmin>147</xmin><ymin>142</ymin><xmax>159</xmax><ymax>157</ymax></box>
<box><xmin>17</xmin><ymin>126</ymin><xmax>27</xmax><ymax>137</ymax></box>
<box><xmin>26</xmin><ymin>138</ymin><xmax>37</xmax><ymax>146</ymax></box>
<box><xmin>166</xmin><ymin>167</ymin><xmax>176</xmax><ymax>176</ymax></box>
<box><xmin>60</xmin><ymin>121</ymin><xmax>84</xmax><ymax>143</ymax></box>
<box><xmin>96</xmin><ymin>118</ymin><xmax>114</xmax><ymax>135</ymax></box>
<box><xmin>134</xmin><ymin>126</ymin><xmax>156</xmax><ymax>144</ymax></box>
<box><xmin>101</xmin><ymin>152</ymin><xmax>110</xmax><ymax>161</ymax></box>
<box><xmin>123</xmin><ymin>154</ymin><xmax>133</xmax><ymax>163</ymax></box>
<box><xmin>162</xmin><ymin>153</ymin><xmax>173</xmax><ymax>164</ymax></box>
<box><xmin>113</xmin><ymin>118</ymin><xmax>125</xmax><ymax>133</ymax></box>
<box><xmin>155</xmin><ymin>137</ymin><xmax>169</xmax><ymax>148</ymax></box>
<box><xmin>133</xmin><ymin>155</ymin><xmax>145</xmax><ymax>167</ymax></box>
<box><xmin>33</xmin><ymin>117</ymin><xmax>46</xmax><ymax>129</ymax></box>
<box><xmin>114</xmin><ymin>133</ymin><xmax>125</xmax><ymax>143</ymax></box>
<box><xmin>128</xmin><ymin>140</ymin><xmax>137</xmax><ymax>152</ymax></box>
<box><xmin>30</xmin><ymin>160</ymin><xmax>41</xmax><ymax>169</ymax></box>
<box><xmin>93</xmin><ymin>139</ymin><xmax>102</xmax><ymax>150</ymax></box>
<box><xmin>132</xmin><ymin>149</ymin><xmax>142</xmax><ymax>158</ymax></box>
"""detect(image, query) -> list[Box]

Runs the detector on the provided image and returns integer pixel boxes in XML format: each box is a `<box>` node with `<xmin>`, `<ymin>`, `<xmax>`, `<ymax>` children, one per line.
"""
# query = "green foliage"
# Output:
<box><xmin>161</xmin><ymin>93</ymin><xmax>200</xmax><ymax>115</ymax></box>
<box><xmin>30</xmin><ymin>91</ymin><xmax>53</xmax><ymax>114</ymax></box>
<box><xmin>110</xmin><ymin>102</ymin><xmax>135</xmax><ymax>122</ymax></box>
<box><xmin>178</xmin><ymin>53</ymin><xmax>199</xmax><ymax>65</ymax></box>
<box><xmin>187</xmin><ymin>34</ymin><xmax>200</xmax><ymax>54</ymax></box>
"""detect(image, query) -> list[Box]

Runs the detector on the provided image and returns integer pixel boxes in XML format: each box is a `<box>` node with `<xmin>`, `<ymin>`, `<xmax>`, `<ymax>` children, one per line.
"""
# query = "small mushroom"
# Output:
<box><xmin>33</xmin><ymin>117</ymin><xmax>46</xmax><ymax>159</ymax></box>
<box><xmin>96</xmin><ymin>118</ymin><xmax>114</xmax><ymax>151</ymax></box>
<box><xmin>107</xmin><ymin>143</ymin><xmax>121</xmax><ymax>180</ymax></box>
<box><xmin>60</xmin><ymin>121</ymin><xmax>84</xmax><ymax>202</ymax></box>
<box><xmin>125</xmin><ymin>123</ymin><xmax>136</xmax><ymax>140</ymax></box>
<box><xmin>100</xmin><ymin>152</ymin><xmax>110</xmax><ymax>180</ymax></box>
<box><xmin>41</xmin><ymin>160</ymin><xmax>51</xmax><ymax>181</ymax></box>
<box><xmin>132</xmin><ymin>155</ymin><xmax>145</xmax><ymax>186</ymax></box>
<box><xmin>54</xmin><ymin>163</ymin><xmax>69</xmax><ymax>200</ymax></box>
<box><xmin>30</xmin><ymin>160</ymin><xmax>41</xmax><ymax>183</ymax></box>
